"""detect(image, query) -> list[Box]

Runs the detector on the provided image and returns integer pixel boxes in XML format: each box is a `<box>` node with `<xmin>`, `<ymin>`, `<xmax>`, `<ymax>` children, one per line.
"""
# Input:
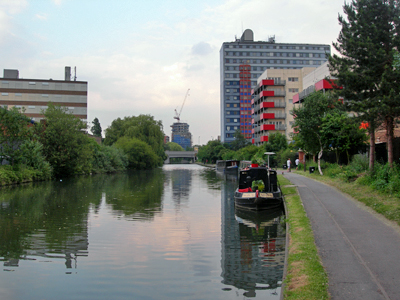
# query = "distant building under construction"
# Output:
<box><xmin>171</xmin><ymin>122</ymin><xmax>192</xmax><ymax>150</ymax></box>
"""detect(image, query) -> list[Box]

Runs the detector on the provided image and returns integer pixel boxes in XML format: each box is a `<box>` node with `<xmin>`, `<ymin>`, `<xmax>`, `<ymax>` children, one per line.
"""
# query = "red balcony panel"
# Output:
<box><xmin>252</xmin><ymin>119</ymin><xmax>254</xmax><ymax>124</ymax></box>
<box><xmin>260</xmin><ymin>136</ymin><xmax>269</xmax><ymax>142</ymax></box>
<box><xmin>261</xmin><ymin>124</ymin><xmax>275</xmax><ymax>131</ymax></box>
<box><xmin>252</xmin><ymin>129</ymin><xmax>254</xmax><ymax>134</ymax></box>
<box><xmin>261</xmin><ymin>113</ymin><xmax>275</xmax><ymax>120</ymax></box>
<box><xmin>315</xmin><ymin>79</ymin><xmax>343</xmax><ymax>91</ymax></box>
<box><xmin>260</xmin><ymin>79</ymin><xmax>275</xmax><ymax>87</ymax></box>
<box><xmin>252</xmin><ymin>139</ymin><xmax>255</xmax><ymax>144</ymax></box>
<box><xmin>251</xmin><ymin>99</ymin><xmax>254</xmax><ymax>105</ymax></box>
<box><xmin>261</xmin><ymin>90</ymin><xmax>274</xmax><ymax>97</ymax></box>
<box><xmin>293</xmin><ymin>93</ymin><xmax>300</xmax><ymax>104</ymax></box>
<box><xmin>261</xmin><ymin>102</ymin><xmax>275</xmax><ymax>108</ymax></box>
<box><xmin>251</xmin><ymin>108</ymin><xmax>254</xmax><ymax>114</ymax></box>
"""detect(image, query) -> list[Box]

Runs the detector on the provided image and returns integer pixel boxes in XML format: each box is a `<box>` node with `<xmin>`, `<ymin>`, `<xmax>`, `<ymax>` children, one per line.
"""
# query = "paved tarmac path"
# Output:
<box><xmin>284</xmin><ymin>172</ymin><xmax>400</xmax><ymax>300</ymax></box>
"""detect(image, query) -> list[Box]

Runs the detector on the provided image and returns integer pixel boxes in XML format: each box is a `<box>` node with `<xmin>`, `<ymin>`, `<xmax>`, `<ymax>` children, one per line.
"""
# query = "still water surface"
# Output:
<box><xmin>0</xmin><ymin>164</ymin><xmax>285</xmax><ymax>300</ymax></box>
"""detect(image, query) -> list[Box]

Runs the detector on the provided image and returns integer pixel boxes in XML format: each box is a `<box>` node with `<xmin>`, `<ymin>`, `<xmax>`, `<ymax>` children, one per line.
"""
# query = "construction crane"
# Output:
<box><xmin>174</xmin><ymin>88</ymin><xmax>190</xmax><ymax>122</ymax></box>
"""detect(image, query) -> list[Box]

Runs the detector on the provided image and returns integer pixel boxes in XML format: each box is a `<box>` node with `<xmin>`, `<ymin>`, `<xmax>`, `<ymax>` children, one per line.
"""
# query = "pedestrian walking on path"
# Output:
<box><xmin>284</xmin><ymin>173</ymin><xmax>400</xmax><ymax>300</ymax></box>
<box><xmin>286</xmin><ymin>158</ymin><xmax>291</xmax><ymax>172</ymax></box>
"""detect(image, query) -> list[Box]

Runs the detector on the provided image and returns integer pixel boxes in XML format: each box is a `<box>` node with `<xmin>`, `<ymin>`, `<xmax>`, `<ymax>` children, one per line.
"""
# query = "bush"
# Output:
<box><xmin>349</xmin><ymin>154</ymin><xmax>369</xmax><ymax>173</ymax></box>
<box><xmin>0</xmin><ymin>165</ymin><xmax>51</xmax><ymax>185</ymax></box>
<box><xmin>114</xmin><ymin>136</ymin><xmax>160</xmax><ymax>169</ymax></box>
<box><xmin>278</xmin><ymin>148</ymin><xmax>297</xmax><ymax>166</ymax></box>
<box><xmin>19</xmin><ymin>140</ymin><xmax>52</xmax><ymax>179</ymax></box>
<box><xmin>323</xmin><ymin>163</ymin><xmax>343</xmax><ymax>178</ymax></box>
<box><xmin>91</xmin><ymin>144</ymin><xmax>128</xmax><ymax>173</ymax></box>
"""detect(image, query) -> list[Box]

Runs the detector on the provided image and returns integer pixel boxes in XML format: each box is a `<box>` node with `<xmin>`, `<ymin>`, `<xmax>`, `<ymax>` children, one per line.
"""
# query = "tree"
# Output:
<box><xmin>91</xmin><ymin>117</ymin><xmax>102</xmax><ymax>137</ymax></box>
<box><xmin>329</xmin><ymin>0</ymin><xmax>400</xmax><ymax>169</ymax></box>
<box><xmin>114</xmin><ymin>136</ymin><xmax>160</xmax><ymax>169</ymax></box>
<box><xmin>321</xmin><ymin>111</ymin><xmax>368</xmax><ymax>164</ymax></box>
<box><xmin>292</xmin><ymin>91</ymin><xmax>339</xmax><ymax>175</ymax></box>
<box><xmin>264</xmin><ymin>132</ymin><xmax>288</xmax><ymax>153</ymax></box>
<box><xmin>230</xmin><ymin>129</ymin><xmax>250</xmax><ymax>151</ymax></box>
<box><xmin>0</xmin><ymin>107</ymin><xmax>31</xmax><ymax>166</ymax></box>
<box><xmin>104</xmin><ymin>115</ymin><xmax>165</xmax><ymax>166</ymax></box>
<box><xmin>197</xmin><ymin>140</ymin><xmax>226</xmax><ymax>163</ymax></box>
<box><xmin>39</xmin><ymin>103</ymin><xmax>92</xmax><ymax>177</ymax></box>
<box><xmin>165</xmin><ymin>142</ymin><xmax>184</xmax><ymax>151</ymax></box>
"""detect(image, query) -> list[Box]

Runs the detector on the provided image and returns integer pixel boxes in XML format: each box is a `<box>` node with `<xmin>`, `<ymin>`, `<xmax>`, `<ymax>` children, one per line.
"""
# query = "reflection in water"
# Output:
<box><xmin>0</xmin><ymin>165</ymin><xmax>285</xmax><ymax>300</ymax></box>
<box><xmin>221</xmin><ymin>176</ymin><xmax>285</xmax><ymax>298</ymax></box>
<box><xmin>0</xmin><ymin>170</ymin><xmax>165</xmax><ymax>270</ymax></box>
<box><xmin>164</xmin><ymin>167</ymin><xmax>192</xmax><ymax>207</ymax></box>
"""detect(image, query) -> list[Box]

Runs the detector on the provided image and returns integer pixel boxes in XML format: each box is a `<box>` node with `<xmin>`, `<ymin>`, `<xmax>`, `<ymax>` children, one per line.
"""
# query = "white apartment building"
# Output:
<box><xmin>0</xmin><ymin>67</ymin><xmax>87</xmax><ymax>122</ymax></box>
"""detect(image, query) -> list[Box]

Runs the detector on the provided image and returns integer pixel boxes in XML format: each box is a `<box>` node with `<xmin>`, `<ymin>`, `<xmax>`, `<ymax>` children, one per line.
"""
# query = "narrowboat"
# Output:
<box><xmin>216</xmin><ymin>160</ymin><xmax>240</xmax><ymax>175</ymax></box>
<box><xmin>234</xmin><ymin>164</ymin><xmax>283</xmax><ymax>211</ymax></box>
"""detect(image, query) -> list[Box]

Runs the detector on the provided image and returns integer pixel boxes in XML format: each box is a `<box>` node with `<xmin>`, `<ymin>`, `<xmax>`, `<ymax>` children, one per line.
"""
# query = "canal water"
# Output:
<box><xmin>0</xmin><ymin>164</ymin><xmax>286</xmax><ymax>300</ymax></box>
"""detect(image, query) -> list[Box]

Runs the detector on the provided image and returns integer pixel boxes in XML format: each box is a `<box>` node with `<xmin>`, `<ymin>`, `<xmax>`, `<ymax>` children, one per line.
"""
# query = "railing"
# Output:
<box><xmin>275</xmin><ymin>124</ymin><xmax>286</xmax><ymax>130</ymax></box>
<box><xmin>299</xmin><ymin>85</ymin><xmax>315</xmax><ymax>101</ymax></box>
<box><xmin>253</xmin><ymin>124</ymin><xmax>286</xmax><ymax>134</ymax></box>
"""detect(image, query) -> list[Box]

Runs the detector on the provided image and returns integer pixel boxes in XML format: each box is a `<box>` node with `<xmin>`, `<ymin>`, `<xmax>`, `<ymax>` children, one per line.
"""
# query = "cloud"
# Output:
<box><xmin>191</xmin><ymin>42</ymin><xmax>214</xmax><ymax>56</ymax></box>
<box><xmin>51</xmin><ymin>0</ymin><xmax>63</xmax><ymax>5</ymax></box>
<box><xmin>35</xmin><ymin>13</ymin><xmax>48</xmax><ymax>21</ymax></box>
<box><xmin>0</xmin><ymin>0</ymin><xmax>28</xmax><ymax>15</ymax></box>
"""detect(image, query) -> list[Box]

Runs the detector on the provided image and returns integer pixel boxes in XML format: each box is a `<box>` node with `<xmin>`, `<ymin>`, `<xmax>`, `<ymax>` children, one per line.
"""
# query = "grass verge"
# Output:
<box><xmin>293</xmin><ymin>169</ymin><xmax>400</xmax><ymax>226</ymax></box>
<box><xmin>279</xmin><ymin>175</ymin><xmax>330</xmax><ymax>300</ymax></box>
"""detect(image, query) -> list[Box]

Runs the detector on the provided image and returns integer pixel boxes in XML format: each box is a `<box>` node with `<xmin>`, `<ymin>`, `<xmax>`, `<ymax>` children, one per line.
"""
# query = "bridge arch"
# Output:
<box><xmin>164</xmin><ymin>151</ymin><xmax>197</xmax><ymax>164</ymax></box>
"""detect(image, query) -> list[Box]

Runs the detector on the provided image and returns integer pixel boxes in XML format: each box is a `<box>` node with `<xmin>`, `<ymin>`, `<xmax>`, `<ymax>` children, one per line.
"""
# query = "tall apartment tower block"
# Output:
<box><xmin>0</xmin><ymin>67</ymin><xmax>87</xmax><ymax>122</ymax></box>
<box><xmin>220</xmin><ymin>29</ymin><xmax>331</xmax><ymax>143</ymax></box>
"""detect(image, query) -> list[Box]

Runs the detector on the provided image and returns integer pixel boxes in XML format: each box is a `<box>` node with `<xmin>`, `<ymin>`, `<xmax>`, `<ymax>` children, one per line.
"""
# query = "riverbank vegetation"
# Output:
<box><xmin>0</xmin><ymin>105</ymin><xmax>166</xmax><ymax>185</ymax></box>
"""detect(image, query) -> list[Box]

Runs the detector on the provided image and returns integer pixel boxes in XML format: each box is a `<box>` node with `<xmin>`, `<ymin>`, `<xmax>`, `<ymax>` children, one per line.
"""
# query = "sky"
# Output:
<box><xmin>1</xmin><ymin>0</ymin><xmax>345</xmax><ymax>145</ymax></box>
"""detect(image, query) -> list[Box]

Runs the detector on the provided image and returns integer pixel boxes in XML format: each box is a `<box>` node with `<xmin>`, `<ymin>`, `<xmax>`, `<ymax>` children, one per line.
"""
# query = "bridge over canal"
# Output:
<box><xmin>164</xmin><ymin>151</ymin><xmax>197</xmax><ymax>164</ymax></box>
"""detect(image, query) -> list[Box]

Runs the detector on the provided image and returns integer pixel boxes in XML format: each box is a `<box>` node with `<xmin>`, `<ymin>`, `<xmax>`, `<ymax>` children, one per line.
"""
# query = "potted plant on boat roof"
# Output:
<box><xmin>251</xmin><ymin>180</ymin><xmax>265</xmax><ymax>191</ymax></box>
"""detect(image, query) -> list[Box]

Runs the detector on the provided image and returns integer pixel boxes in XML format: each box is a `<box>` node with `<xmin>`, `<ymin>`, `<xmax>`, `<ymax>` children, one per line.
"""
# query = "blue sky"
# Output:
<box><xmin>1</xmin><ymin>0</ymin><xmax>344</xmax><ymax>144</ymax></box>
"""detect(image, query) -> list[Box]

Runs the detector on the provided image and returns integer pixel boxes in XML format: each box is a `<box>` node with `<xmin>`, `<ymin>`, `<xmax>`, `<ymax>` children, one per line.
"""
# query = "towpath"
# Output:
<box><xmin>284</xmin><ymin>172</ymin><xmax>400</xmax><ymax>300</ymax></box>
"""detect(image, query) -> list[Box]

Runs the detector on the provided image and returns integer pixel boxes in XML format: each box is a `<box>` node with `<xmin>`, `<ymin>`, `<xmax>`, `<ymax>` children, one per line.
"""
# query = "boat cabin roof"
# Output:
<box><xmin>238</xmin><ymin>167</ymin><xmax>278</xmax><ymax>191</ymax></box>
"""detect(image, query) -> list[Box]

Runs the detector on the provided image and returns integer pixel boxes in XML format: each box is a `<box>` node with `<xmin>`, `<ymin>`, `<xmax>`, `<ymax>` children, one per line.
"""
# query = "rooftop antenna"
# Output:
<box><xmin>74</xmin><ymin>66</ymin><xmax>77</xmax><ymax>81</ymax></box>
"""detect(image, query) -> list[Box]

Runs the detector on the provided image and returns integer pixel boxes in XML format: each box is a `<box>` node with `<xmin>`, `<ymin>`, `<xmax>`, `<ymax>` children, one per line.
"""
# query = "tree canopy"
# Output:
<box><xmin>104</xmin><ymin>114</ymin><xmax>165</xmax><ymax>166</ymax></box>
<box><xmin>329</xmin><ymin>0</ymin><xmax>400</xmax><ymax>169</ymax></box>
<box><xmin>0</xmin><ymin>107</ymin><xmax>32</xmax><ymax>165</ymax></box>
<box><xmin>91</xmin><ymin>117</ymin><xmax>102</xmax><ymax>137</ymax></box>
<box><xmin>292</xmin><ymin>91</ymin><xmax>342</xmax><ymax>174</ymax></box>
<box><xmin>38</xmin><ymin>103</ymin><xmax>92</xmax><ymax>177</ymax></box>
<box><xmin>114</xmin><ymin>136</ymin><xmax>160</xmax><ymax>169</ymax></box>
<box><xmin>165</xmin><ymin>142</ymin><xmax>184</xmax><ymax>151</ymax></box>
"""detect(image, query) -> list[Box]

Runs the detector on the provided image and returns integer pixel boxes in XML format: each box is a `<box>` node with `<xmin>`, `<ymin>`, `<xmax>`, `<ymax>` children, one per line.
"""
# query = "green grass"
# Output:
<box><xmin>279</xmin><ymin>175</ymin><xmax>330</xmax><ymax>300</ymax></box>
<box><xmin>293</xmin><ymin>169</ymin><xmax>400</xmax><ymax>226</ymax></box>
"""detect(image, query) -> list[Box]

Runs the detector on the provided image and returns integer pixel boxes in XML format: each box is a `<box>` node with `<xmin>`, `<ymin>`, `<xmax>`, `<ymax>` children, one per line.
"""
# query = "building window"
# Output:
<box><xmin>29</xmin><ymin>82</ymin><xmax>36</xmax><ymax>85</ymax></box>
<box><xmin>288</xmin><ymin>77</ymin><xmax>299</xmax><ymax>82</ymax></box>
<box><xmin>15</xmin><ymin>93</ymin><xmax>22</xmax><ymax>96</ymax></box>
<box><xmin>1</xmin><ymin>93</ymin><xmax>8</xmax><ymax>96</ymax></box>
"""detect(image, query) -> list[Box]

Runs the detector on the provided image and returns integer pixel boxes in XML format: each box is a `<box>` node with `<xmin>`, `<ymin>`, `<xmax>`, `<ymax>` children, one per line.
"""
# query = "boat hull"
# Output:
<box><xmin>234</xmin><ymin>189</ymin><xmax>283</xmax><ymax>211</ymax></box>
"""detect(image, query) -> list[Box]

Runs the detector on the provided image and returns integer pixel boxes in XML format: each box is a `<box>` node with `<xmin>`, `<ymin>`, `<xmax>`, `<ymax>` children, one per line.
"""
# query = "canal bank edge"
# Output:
<box><xmin>279</xmin><ymin>175</ymin><xmax>330</xmax><ymax>300</ymax></box>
